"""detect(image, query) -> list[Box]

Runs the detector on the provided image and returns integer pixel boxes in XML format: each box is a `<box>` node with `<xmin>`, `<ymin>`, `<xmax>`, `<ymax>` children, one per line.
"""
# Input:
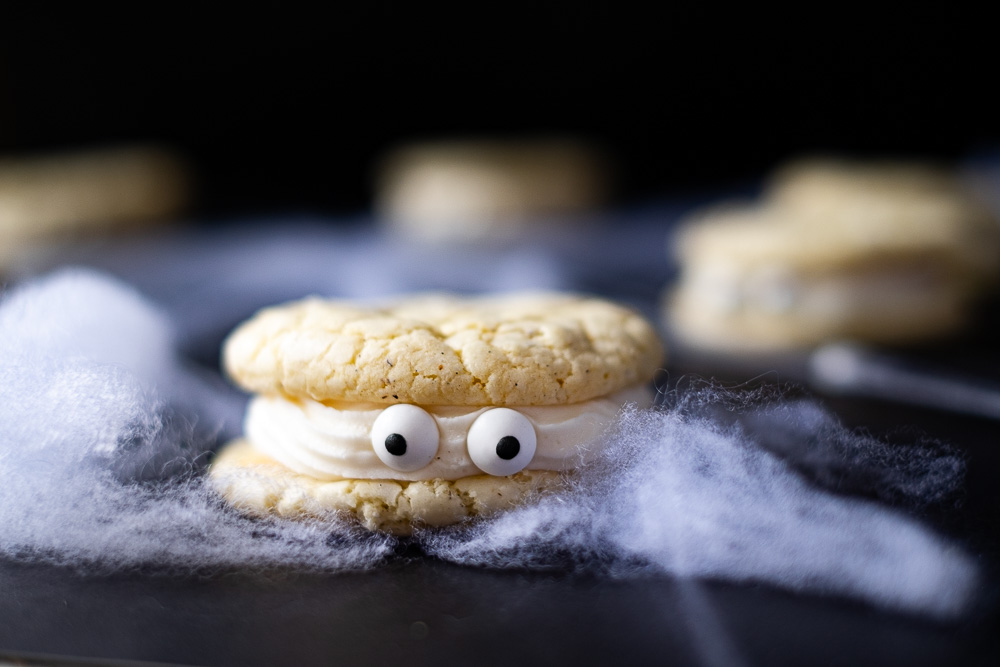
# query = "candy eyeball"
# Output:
<box><xmin>371</xmin><ymin>404</ymin><xmax>440</xmax><ymax>472</ymax></box>
<box><xmin>467</xmin><ymin>408</ymin><xmax>537</xmax><ymax>476</ymax></box>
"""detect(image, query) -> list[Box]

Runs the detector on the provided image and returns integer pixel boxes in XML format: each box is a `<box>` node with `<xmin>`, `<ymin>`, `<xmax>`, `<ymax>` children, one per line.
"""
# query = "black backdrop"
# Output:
<box><xmin>2</xmin><ymin>8</ymin><xmax>996</xmax><ymax>217</ymax></box>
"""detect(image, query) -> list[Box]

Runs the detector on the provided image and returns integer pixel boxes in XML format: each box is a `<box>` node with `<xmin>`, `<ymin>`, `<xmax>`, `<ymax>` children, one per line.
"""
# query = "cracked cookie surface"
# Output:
<box><xmin>211</xmin><ymin>439</ymin><xmax>561</xmax><ymax>534</ymax></box>
<box><xmin>223</xmin><ymin>292</ymin><xmax>663</xmax><ymax>406</ymax></box>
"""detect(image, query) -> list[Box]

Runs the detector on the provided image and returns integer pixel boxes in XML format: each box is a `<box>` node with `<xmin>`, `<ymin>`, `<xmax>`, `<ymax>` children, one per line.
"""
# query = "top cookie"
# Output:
<box><xmin>675</xmin><ymin>201</ymin><xmax>997</xmax><ymax>280</ymax></box>
<box><xmin>768</xmin><ymin>158</ymin><xmax>980</xmax><ymax>213</ymax></box>
<box><xmin>223</xmin><ymin>292</ymin><xmax>663</xmax><ymax>406</ymax></box>
<box><xmin>676</xmin><ymin>158</ymin><xmax>1000</xmax><ymax>280</ymax></box>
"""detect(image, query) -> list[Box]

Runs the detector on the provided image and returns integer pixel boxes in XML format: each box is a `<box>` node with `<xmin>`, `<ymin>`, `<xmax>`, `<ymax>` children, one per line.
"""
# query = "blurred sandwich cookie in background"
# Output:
<box><xmin>0</xmin><ymin>145</ymin><xmax>190</xmax><ymax>274</ymax></box>
<box><xmin>664</xmin><ymin>159</ymin><xmax>1000</xmax><ymax>358</ymax></box>
<box><xmin>375</xmin><ymin>138</ymin><xmax>610</xmax><ymax>242</ymax></box>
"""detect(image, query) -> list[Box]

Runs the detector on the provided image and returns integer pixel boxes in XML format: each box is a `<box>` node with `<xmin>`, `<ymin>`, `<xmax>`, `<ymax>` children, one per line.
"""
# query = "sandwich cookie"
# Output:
<box><xmin>211</xmin><ymin>292</ymin><xmax>664</xmax><ymax>534</ymax></box>
<box><xmin>666</xmin><ymin>159</ymin><xmax>1000</xmax><ymax>354</ymax></box>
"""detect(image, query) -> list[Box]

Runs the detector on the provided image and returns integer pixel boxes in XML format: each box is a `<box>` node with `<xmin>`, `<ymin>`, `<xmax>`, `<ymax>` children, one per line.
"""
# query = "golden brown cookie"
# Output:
<box><xmin>223</xmin><ymin>292</ymin><xmax>663</xmax><ymax>406</ymax></box>
<box><xmin>211</xmin><ymin>439</ymin><xmax>561</xmax><ymax>535</ymax></box>
<box><xmin>212</xmin><ymin>292</ymin><xmax>663</xmax><ymax>534</ymax></box>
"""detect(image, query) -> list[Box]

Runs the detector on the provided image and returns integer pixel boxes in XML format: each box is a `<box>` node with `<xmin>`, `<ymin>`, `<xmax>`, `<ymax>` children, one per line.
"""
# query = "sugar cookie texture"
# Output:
<box><xmin>213</xmin><ymin>439</ymin><xmax>560</xmax><ymax>535</ymax></box>
<box><xmin>214</xmin><ymin>292</ymin><xmax>664</xmax><ymax>533</ymax></box>
<box><xmin>667</xmin><ymin>158</ymin><xmax>1000</xmax><ymax>353</ymax></box>
<box><xmin>223</xmin><ymin>293</ymin><xmax>663</xmax><ymax>406</ymax></box>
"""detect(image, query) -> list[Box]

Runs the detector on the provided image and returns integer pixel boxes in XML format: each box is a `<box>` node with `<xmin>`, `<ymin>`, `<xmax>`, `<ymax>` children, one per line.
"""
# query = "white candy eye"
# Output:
<box><xmin>370</xmin><ymin>404</ymin><xmax>439</xmax><ymax>472</ymax></box>
<box><xmin>467</xmin><ymin>408</ymin><xmax>536</xmax><ymax>476</ymax></box>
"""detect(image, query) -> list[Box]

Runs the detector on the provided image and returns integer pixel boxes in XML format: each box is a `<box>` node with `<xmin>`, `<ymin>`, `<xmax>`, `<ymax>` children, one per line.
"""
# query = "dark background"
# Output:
<box><xmin>2</xmin><ymin>8</ymin><xmax>996</xmax><ymax>218</ymax></box>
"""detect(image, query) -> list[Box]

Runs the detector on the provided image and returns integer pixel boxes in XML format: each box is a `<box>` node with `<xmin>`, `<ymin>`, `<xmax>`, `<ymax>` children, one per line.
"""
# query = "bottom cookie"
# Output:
<box><xmin>663</xmin><ymin>273</ymin><xmax>970</xmax><ymax>356</ymax></box>
<box><xmin>209</xmin><ymin>439</ymin><xmax>562</xmax><ymax>535</ymax></box>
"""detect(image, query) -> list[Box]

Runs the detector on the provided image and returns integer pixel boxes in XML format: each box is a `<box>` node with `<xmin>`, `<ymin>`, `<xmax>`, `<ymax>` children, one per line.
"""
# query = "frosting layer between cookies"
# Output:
<box><xmin>670</xmin><ymin>264</ymin><xmax>969</xmax><ymax>350</ymax></box>
<box><xmin>244</xmin><ymin>385</ymin><xmax>649</xmax><ymax>481</ymax></box>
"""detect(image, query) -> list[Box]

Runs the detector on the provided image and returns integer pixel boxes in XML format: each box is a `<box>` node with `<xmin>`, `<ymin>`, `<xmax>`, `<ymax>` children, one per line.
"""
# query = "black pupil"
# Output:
<box><xmin>385</xmin><ymin>433</ymin><xmax>407</xmax><ymax>456</ymax></box>
<box><xmin>495</xmin><ymin>436</ymin><xmax>520</xmax><ymax>460</ymax></box>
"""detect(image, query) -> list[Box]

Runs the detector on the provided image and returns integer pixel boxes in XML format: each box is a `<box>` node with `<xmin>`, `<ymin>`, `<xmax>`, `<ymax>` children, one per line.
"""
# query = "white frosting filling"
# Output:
<box><xmin>244</xmin><ymin>385</ymin><xmax>651</xmax><ymax>481</ymax></box>
<box><xmin>683</xmin><ymin>264</ymin><xmax>957</xmax><ymax>320</ymax></box>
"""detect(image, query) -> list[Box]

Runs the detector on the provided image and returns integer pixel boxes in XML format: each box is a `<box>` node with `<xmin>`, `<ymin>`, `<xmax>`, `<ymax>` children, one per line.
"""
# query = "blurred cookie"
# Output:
<box><xmin>0</xmin><ymin>145</ymin><xmax>190</xmax><ymax>271</ymax></box>
<box><xmin>211</xmin><ymin>292</ymin><xmax>663</xmax><ymax>534</ymax></box>
<box><xmin>375</xmin><ymin>139</ymin><xmax>609</xmax><ymax>241</ymax></box>
<box><xmin>769</xmin><ymin>158</ymin><xmax>1000</xmax><ymax>279</ymax></box>
<box><xmin>666</xmin><ymin>160</ymin><xmax>1000</xmax><ymax>354</ymax></box>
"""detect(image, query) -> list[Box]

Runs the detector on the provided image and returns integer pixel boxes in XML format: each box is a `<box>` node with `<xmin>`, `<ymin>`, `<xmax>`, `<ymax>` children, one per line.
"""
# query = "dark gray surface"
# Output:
<box><xmin>1</xmin><ymin>551</ymin><xmax>995</xmax><ymax>667</ymax></box>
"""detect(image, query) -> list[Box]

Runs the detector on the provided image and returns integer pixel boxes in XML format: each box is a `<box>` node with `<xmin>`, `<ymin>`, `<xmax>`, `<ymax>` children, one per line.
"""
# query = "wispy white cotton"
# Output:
<box><xmin>423</xmin><ymin>400</ymin><xmax>975</xmax><ymax>618</ymax></box>
<box><xmin>0</xmin><ymin>270</ymin><xmax>976</xmax><ymax>617</ymax></box>
<box><xmin>0</xmin><ymin>270</ymin><xmax>394</xmax><ymax>571</ymax></box>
